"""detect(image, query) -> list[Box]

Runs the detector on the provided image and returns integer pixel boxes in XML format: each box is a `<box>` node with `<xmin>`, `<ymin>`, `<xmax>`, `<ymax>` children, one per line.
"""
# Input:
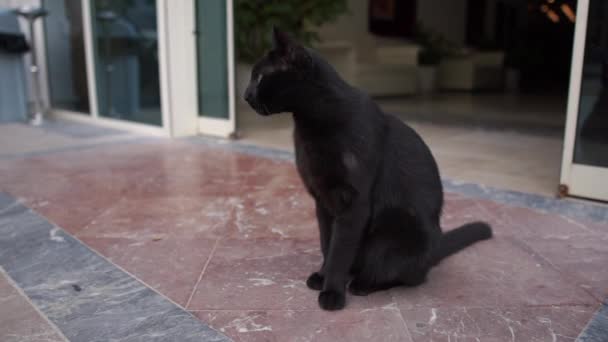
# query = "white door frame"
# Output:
<box><xmin>560</xmin><ymin>0</ymin><xmax>608</xmax><ymax>201</ymax></box>
<box><xmin>197</xmin><ymin>0</ymin><xmax>237</xmax><ymax>138</ymax></box>
<box><xmin>38</xmin><ymin>0</ymin><xmax>234</xmax><ymax>137</ymax></box>
<box><xmin>155</xmin><ymin>0</ymin><xmax>200</xmax><ymax>137</ymax></box>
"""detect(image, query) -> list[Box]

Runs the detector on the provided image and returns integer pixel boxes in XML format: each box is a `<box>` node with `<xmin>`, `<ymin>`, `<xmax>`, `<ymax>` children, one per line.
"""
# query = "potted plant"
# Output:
<box><xmin>504</xmin><ymin>44</ymin><xmax>526</xmax><ymax>93</ymax></box>
<box><xmin>234</xmin><ymin>0</ymin><xmax>348</xmax><ymax>99</ymax></box>
<box><xmin>417</xmin><ymin>46</ymin><xmax>442</xmax><ymax>95</ymax></box>
<box><xmin>414</xmin><ymin>23</ymin><xmax>453</xmax><ymax>95</ymax></box>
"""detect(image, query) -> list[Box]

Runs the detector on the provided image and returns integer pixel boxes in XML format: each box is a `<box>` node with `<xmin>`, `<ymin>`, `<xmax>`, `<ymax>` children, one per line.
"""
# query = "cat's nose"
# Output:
<box><xmin>244</xmin><ymin>88</ymin><xmax>254</xmax><ymax>103</ymax></box>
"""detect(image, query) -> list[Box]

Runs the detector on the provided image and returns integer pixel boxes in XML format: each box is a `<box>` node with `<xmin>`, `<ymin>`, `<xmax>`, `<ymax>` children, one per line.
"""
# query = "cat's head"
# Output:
<box><xmin>244</xmin><ymin>27</ymin><xmax>313</xmax><ymax>116</ymax></box>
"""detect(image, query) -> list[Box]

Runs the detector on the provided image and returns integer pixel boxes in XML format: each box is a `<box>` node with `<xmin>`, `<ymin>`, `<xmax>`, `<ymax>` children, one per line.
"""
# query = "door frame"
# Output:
<box><xmin>560</xmin><ymin>0</ymin><xmax>608</xmax><ymax>201</ymax></box>
<box><xmin>196</xmin><ymin>0</ymin><xmax>237</xmax><ymax>138</ymax></box>
<box><xmin>41</xmin><ymin>0</ymin><xmax>236</xmax><ymax>138</ymax></box>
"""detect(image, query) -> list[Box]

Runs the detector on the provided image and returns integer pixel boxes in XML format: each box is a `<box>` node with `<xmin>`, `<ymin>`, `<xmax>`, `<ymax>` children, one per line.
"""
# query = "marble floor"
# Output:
<box><xmin>0</xmin><ymin>121</ymin><xmax>607</xmax><ymax>341</ymax></box>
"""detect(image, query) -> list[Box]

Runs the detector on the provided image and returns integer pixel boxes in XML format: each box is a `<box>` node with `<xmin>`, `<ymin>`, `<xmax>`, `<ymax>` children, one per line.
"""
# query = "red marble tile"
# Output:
<box><xmin>1</xmin><ymin>138</ymin><xmax>605</xmax><ymax>337</ymax></box>
<box><xmin>142</xmin><ymin>157</ymin><xmax>297</xmax><ymax>199</ymax></box>
<box><xmin>0</xmin><ymin>155</ymin><xmax>158</xmax><ymax>233</ymax></box>
<box><xmin>187</xmin><ymin>239</ymin><xmax>395</xmax><ymax>311</ymax></box>
<box><xmin>0</xmin><ymin>272</ymin><xmax>65</xmax><ymax>342</ymax></box>
<box><xmin>400</xmin><ymin>305</ymin><xmax>595</xmax><ymax>342</ymax></box>
<box><xmin>520</xmin><ymin>234</ymin><xmax>608</xmax><ymax>301</ymax></box>
<box><xmin>79</xmin><ymin>236</ymin><xmax>217</xmax><ymax>306</ymax></box>
<box><xmin>441</xmin><ymin>195</ymin><xmax>605</xmax><ymax>239</ymax></box>
<box><xmin>76</xmin><ymin>195</ymin><xmax>235</xmax><ymax>239</ymax></box>
<box><xmin>187</xmin><ymin>238</ymin><xmax>321</xmax><ymax>311</ymax></box>
<box><xmin>491</xmin><ymin>205</ymin><xmax>606</xmax><ymax>238</ymax></box>
<box><xmin>225</xmin><ymin>186</ymin><xmax>317</xmax><ymax>240</ymax></box>
<box><xmin>391</xmin><ymin>236</ymin><xmax>598</xmax><ymax>310</ymax></box>
<box><xmin>193</xmin><ymin>306</ymin><xmax>412</xmax><ymax>342</ymax></box>
<box><xmin>110</xmin><ymin>143</ymin><xmax>296</xmax><ymax>199</ymax></box>
<box><xmin>440</xmin><ymin>196</ymin><xmax>502</xmax><ymax>232</ymax></box>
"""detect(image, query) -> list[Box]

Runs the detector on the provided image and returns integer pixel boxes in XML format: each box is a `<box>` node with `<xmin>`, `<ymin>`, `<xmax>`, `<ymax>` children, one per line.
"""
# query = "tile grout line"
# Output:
<box><xmin>185</xmin><ymin>236</ymin><xmax>221</xmax><ymax>309</ymax></box>
<box><xmin>395</xmin><ymin>307</ymin><xmax>415</xmax><ymax>342</ymax></box>
<box><xmin>0</xmin><ymin>266</ymin><xmax>70</xmax><ymax>342</ymax></box>
<box><xmin>19</xmin><ymin>203</ymin><xmax>198</xmax><ymax>313</ymax></box>
<box><xmin>386</xmin><ymin>289</ymin><xmax>415</xmax><ymax>341</ymax></box>
<box><xmin>62</xmin><ymin>225</ymin><xmax>195</xmax><ymax>312</ymax></box>
<box><xmin>0</xmin><ymin>195</ymin><xmax>232</xmax><ymax>341</ymax></box>
<box><xmin>576</xmin><ymin>303</ymin><xmax>608</xmax><ymax>341</ymax></box>
<box><xmin>7</xmin><ymin>188</ymin><xmax>118</xmax><ymax>241</ymax></box>
<box><xmin>72</xmin><ymin>201</ymin><xmax>118</xmax><ymax>236</ymax></box>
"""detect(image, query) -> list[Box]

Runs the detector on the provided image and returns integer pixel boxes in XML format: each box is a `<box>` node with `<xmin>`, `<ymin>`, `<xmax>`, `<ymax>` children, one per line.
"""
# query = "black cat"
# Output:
<box><xmin>244</xmin><ymin>28</ymin><xmax>492</xmax><ymax>311</ymax></box>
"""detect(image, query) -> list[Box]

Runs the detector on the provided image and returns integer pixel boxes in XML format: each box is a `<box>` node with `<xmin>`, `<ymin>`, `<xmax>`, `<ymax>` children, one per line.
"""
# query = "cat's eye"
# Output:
<box><xmin>257</xmin><ymin>74</ymin><xmax>264</xmax><ymax>84</ymax></box>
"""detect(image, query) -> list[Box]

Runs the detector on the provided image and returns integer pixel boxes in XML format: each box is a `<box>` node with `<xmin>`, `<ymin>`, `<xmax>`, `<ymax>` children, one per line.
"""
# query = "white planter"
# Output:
<box><xmin>505</xmin><ymin>68</ymin><xmax>520</xmax><ymax>93</ymax></box>
<box><xmin>418</xmin><ymin>66</ymin><xmax>437</xmax><ymax>95</ymax></box>
<box><xmin>236</xmin><ymin>62</ymin><xmax>253</xmax><ymax>102</ymax></box>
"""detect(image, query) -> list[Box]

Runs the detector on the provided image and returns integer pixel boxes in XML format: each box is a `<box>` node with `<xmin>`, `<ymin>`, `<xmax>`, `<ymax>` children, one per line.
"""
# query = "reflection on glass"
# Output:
<box><xmin>574</xmin><ymin>0</ymin><xmax>608</xmax><ymax>167</ymax></box>
<box><xmin>91</xmin><ymin>0</ymin><xmax>161</xmax><ymax>126</ymax></box>
<box><xmin>197</xmin><ymin>0</ymin><xmax>229</xmax><ymax>119</ymax></box>
<box><xmin>44</xmin><ymin>0</ymin><xmax>89</xmax><ymax>113</ymax></box>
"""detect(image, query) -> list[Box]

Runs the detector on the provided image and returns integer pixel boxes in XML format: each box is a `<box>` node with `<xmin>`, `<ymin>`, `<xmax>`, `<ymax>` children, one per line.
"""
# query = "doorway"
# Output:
<box><xmin>232</xmin><ymin>0</ymin><xmax>575</xmax><ymax>198</ymax></box>
<box><xmin>561</xmin><ymin>0</ymin><xmax>608</xmax><ymax>201</ymax></box>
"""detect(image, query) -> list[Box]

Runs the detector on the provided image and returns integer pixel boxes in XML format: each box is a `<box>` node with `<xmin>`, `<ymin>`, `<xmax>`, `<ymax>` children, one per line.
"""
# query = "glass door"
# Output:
<box><xmin>89</xmin><ymin>0</ymin><xmax>162</xmax><ymax>126</ymax></box>
<box><xmin>196</xmin><ymin>0</ymin><xmax>235</xmax><ymax>137</ymax></box>
<box><xmin>561</xmin><ymin>0</ymin><xmax>608</xmax><ymax>201</ymax></box>
<box><xmin>44</xmin><ymin>0</ymin><xmax>90</xmax><ymax>114</ymax></box>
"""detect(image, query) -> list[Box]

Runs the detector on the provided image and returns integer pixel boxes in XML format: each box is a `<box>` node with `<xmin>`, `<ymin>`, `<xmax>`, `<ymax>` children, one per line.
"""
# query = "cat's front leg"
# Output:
<box><xmin>307</xmin><ymin>202</ymin><xmax>333</xmax><ymax>291</ymax></box>
<box><xmin>318</xmin><ymin>199</ymin><xmax>369</xmax><ymax>311</ymax></box>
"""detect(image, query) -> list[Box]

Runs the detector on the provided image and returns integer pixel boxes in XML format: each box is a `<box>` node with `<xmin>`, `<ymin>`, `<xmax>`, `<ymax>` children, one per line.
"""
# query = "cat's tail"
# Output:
<box><xmin>431</xmin><ymin>222</ymin><xmax>492</xmax><ymax>265</ymax></box>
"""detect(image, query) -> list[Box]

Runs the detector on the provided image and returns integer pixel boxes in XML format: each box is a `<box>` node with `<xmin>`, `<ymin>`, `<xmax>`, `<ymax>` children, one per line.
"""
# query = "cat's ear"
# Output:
<box><xmin>272</xmin><ymin>26</ymin><xmax>295</xmax><ymax>55</ymax></box>
<box><xmin>272</xmin><ymin>26</ymin><xmax>310</xmax><ymax>68</ymax></box>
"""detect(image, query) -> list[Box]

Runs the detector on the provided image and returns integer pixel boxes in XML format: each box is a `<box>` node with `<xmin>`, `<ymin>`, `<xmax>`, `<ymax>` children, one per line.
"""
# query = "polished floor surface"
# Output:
<box><xmin>1</xmin><ymin>120</ymin><xmax>607</xmax><ymax>341</ymax></box>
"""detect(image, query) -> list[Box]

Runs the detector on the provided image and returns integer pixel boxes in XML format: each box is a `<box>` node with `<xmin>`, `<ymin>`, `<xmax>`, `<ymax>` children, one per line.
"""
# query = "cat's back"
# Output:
<box><xmin>373</xmin><ymin>112</ymin><xmax>443</xmax><ymax>215</ymax></box>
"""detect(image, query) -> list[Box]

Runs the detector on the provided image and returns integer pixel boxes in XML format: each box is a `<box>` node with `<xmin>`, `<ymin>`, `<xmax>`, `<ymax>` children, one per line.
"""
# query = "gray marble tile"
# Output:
<box><xmin>187</xmin><ymin>136</ymin><xmax>295</xmax><ymax>162</ymax></box>
<box><xmin>40</xmin><ymin>120</ymin><xmax>128</xmax><ymax>139</ymax></box>
<box><xmin>577</xmin><ymin>303</ymin><xmax>608</xmax><ymax>341</ymax></box>
<box><xmin>0</xmin><ymin>193</ymin><xmax>231</xmax><ymax>342</ymax></box>
<box><xmin>0</xmin><ymin>269</ymin><xmax>67</xmax><ymax>342</ymax></box>
<box><xmin>0</xmin><ymin>192</ymin><xmax>16</xmax><ymax>210</ymax></box>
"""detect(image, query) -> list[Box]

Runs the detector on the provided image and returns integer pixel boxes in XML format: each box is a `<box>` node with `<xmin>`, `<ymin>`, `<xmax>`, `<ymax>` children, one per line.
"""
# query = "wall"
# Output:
<box><xmin>417</xmin><ymin>0</ymin><xmax>468</xmax><ymax>45</ymax></box>
<box><xmin>318</xmin><ymin>0</ymin><xmax>470</xmax><ymax>60</ymax></box>
<box><xmin>316</xmin><ymin>0</ymin><xmax>376</xmax><ymax>62</ymax></box>
<box><xmin>485</xmin><ymin>0</ymin><xmax>498</xmax><ymax>41</ymax></box>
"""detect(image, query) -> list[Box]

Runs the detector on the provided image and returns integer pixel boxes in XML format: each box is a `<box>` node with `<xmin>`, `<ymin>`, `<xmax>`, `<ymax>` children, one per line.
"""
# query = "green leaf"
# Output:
<box><xmin>234</xmin><ymin>0</ymin><xmax>348</xmax><ymax>62</ymax></box>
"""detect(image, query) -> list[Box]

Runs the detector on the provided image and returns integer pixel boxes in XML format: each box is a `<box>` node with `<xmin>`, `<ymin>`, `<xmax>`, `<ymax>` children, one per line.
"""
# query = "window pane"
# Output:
<box><xmin>573</xmin><ymin>0</ymin><xmax>608</xmax><ymax>167</ymax></box>
<box><xmin>44</xmin><ymin>0</ymin><xmax>89</xmax><ymax>113</ymax></box>
<box><xmin>91</xmin><ymin>0</ymin><xmax>162</xmax><ymax>126</ymax></box>
<box><xmin>197</xmin><ymin>0</ymin><xmax>229</xmax><ymax>119</ymax></box>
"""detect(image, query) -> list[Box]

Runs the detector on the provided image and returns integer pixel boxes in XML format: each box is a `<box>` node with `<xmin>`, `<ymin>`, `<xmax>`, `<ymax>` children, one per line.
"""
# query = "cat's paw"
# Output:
<box><xmin>318</xmin><ymin>290</ymin><xmax>346</xmax><ymax>311</ymax></box>
<box><xmin>306</xmin><ymin>272</ymin><xmax>324</xmax><ymax>291</ymax></box>
<box><xmin>348</xmin><ymin>279</ymin><xmax>371</xmax><ymax>296</ymax></box>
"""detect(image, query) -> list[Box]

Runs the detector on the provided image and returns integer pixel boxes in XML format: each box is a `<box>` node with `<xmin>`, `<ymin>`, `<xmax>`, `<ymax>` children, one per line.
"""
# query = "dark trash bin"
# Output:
<box><xmin>0</xmin><ymin>8</ymin><xmax>29</xmax><ymax>123</ymax></box>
